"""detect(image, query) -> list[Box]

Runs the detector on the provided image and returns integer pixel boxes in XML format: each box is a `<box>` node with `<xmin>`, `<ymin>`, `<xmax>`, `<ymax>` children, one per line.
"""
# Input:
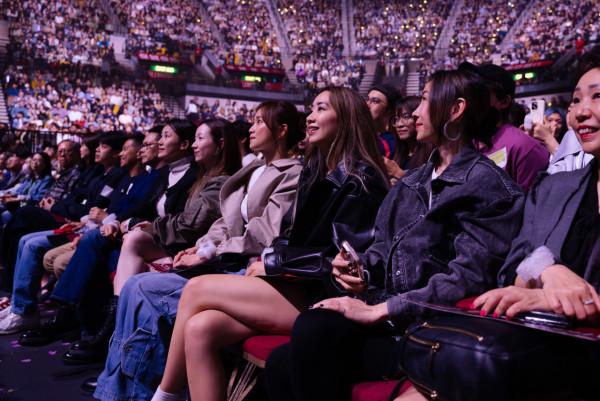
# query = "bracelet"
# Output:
<box><xmin>515</xmin><ymin>246</ymin><xmax>554</xmax><ymax>287</ymax></box>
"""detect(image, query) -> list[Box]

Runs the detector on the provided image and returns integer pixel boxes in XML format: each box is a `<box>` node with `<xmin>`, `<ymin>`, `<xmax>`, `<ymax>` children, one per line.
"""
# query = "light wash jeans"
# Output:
<box><xmin>94</xmin><ymin>272</ymin><xmax>188</xmax><ymax>401</ymax></box>
<box><xmin>11</xmin><ymin>230</ymin><xmax>55</xmax><ymax>315</ymax></box>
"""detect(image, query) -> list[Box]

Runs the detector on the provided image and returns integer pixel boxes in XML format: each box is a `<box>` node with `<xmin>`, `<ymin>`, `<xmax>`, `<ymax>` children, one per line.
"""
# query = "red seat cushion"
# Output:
<box><xmin>351</xmin><ymin>380</ymin><xmax>412</xmax><ymax>401</ymax></box>
<box><xmin>242</xmin><ymin>335</ymin><xmax>290</xmax><ymax>363</ymax></box>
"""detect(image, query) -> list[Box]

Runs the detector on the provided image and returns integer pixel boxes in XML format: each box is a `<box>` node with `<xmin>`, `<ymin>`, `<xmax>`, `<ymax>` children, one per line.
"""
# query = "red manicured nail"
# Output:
<box><xmin>480</xmin><ymin>310</ymin><xmax>486</xmax><ymax>316</ymax></box>
<box><xmin>492</xmin><ymin>312</ymin><xmax>498</xmax><ymax>318</ymax></box>
<box><xmin>469</xmin><ymin>303</ymin><xmax>475</xmax><ymax>309</ymax></box>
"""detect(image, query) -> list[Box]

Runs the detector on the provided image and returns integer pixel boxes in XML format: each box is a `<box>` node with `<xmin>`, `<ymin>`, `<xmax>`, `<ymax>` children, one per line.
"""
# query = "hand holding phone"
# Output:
<box><xmin>340</xmin><ymin>240</ymin><xmax>364</xmax><ymax>280</ymax></box>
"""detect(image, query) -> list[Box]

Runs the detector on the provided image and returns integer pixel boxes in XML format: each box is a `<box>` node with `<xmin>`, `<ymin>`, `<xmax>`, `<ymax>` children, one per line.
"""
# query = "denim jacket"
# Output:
<box><xmin>363</xmin><ymin>145</ymin><xmax>525</xmax><ymax>328</ymax></box>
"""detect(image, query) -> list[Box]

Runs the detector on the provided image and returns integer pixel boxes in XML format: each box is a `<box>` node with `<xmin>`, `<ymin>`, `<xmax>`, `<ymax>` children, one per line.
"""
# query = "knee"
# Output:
<box><xmin>121</xmin><ymin>230</ymin><xmax>148</xmax><ymax>251</ymax></box>
<box><xmin>183</xmin><ymin>312</ymin><xmax>218</xmax><ymax>350</ymax></box>
<box><xmin>181</xmin><ymin>276</ymin><xmax>212</xmax><ymax>303</ymax></box>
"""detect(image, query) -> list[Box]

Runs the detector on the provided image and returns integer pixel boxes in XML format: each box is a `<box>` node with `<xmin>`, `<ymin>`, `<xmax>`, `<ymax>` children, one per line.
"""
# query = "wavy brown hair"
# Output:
<box><xmin>306</xmin><ymin>86</ymin><xmax>389</xmax><ymax>188</ymax></box>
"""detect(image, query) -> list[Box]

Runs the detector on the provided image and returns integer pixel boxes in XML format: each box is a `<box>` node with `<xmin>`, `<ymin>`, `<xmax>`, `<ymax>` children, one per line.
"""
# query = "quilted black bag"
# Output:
<box><xmin>396</xmin><ymin>315</ymin><xmax>592</xmax><ymax>401</ymax></box>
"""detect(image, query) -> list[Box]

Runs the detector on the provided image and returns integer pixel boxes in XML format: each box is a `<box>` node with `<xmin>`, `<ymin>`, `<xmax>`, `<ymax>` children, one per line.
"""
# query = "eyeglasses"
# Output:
<box><xmin>141</xmin><ymin>142</ymin><xmax>158</xmax><ymax>149</ymax></box>
<box><xmin>364</xmin><ymin>97</ymin><xmax>387</xmax><ymax>106</ymax></box>
<box><xmin>392</xmin><ymin>114</ymin><xmax>414</xmax><ymax>125</ymax></box>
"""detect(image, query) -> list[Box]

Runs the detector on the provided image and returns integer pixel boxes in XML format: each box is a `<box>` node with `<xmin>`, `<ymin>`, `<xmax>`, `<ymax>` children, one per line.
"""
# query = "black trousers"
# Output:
<box><xmin>265</xmin><ymin>308</ymin><xmax>404</xmax><ymax>401</ymax></box>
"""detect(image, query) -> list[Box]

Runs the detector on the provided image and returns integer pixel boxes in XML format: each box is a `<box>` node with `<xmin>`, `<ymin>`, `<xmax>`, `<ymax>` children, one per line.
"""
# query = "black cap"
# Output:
<box><xmin>458</xmin><ymin>62</ymin><xmax>515</xmax><ymax>99</ymax></box>
<box><xmin>369</xmin><ymin>84</ymin><xmax>402</xmax><ymax>108</ymax></box>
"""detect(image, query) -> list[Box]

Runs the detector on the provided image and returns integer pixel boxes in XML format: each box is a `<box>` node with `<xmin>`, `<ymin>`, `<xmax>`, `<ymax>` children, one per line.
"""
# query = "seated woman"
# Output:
<box><xmin>264</xmin><ymin>68</ymin><xmax>526</xmax><ymax>401</ymax></box>
<box><xmin>95</xmin><ymin>100</ymin><xmax>305</xmax><ymax>401</ymax></box>
<box><xmin>150</xmin><ymin>86</ymin><xmax>390</xmax><ymax>401</ymax></box>
<box><xmin>385</xmin><ymin>95</ymin><xmax>435</xmax><ymax>180</ymax></box>
<box><xmin>395</xmin><ymin>45</ymin><xmax>600</xmax><ymax>401</ymax></box>
<box><xmin>0</xmin><ymin>151</ymin><xmax>54</xmax><ymax>224</ymax></box>
<box><xmin>64</xmin><ymin>119</ymin><xmax>242</xmax><ymax>363</ymax></box>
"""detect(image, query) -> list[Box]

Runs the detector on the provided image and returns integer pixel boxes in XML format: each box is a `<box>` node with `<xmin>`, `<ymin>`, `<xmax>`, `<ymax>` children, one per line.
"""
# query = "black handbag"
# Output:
<box><xmin>397</xmin><ymin>315</ymin><xmax>589</xmax><ymax>401</ymax></box>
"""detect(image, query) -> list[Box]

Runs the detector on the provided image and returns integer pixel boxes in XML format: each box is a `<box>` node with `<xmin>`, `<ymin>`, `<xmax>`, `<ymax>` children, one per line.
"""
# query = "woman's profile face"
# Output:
<box><xmin>393</xmin><ymin>107</ymin><xmax>417</xmax><ymax>141</ymax></box>
<box><xmin>192</xmin><ymin>124</ymin><xmax>220</xmax><ymax>167</ymax></box>
<box><xmin>31</xmin><ymin>154</ymin><xmax>46</xmax><ymax>176</ymax></box>
<box><xmin>413</xmin><ymin>82</ymin><xmax>435</xmax><ymax>144</ymax></box>
<box><xmin>306</xmin><ymin>91</ymin><xmax>339</xmax><ymax>151</ymax></box>
<box><xmin>571</xmin><ymin>67</ymin><xmax>600</xmax><ymax>157</ymax></box>
<box><xmin>80</xmin><ymin>144</ymin><xmax>90</xmax><ymax>160</ymax></box>
<box><xmin>248</xmin><ymin>109</ymin><xmax>275</xmax><ymax>153</ymax></box>
<box><xmin>158</xmin><ymin>125</ymin><xmax>186</xmax><ymax>162</ymax></box>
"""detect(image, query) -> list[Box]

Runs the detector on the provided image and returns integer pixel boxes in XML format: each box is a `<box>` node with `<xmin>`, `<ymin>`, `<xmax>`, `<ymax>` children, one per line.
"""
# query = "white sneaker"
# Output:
<box><xmin>0</xmin><ymin>303</ymin><xmax>12</xmax><ymax>319</ymax></box>
<box><xmin>0</xmin><ymin>310</ymin><xmax>40</xmax><ymax>335</ymax></box>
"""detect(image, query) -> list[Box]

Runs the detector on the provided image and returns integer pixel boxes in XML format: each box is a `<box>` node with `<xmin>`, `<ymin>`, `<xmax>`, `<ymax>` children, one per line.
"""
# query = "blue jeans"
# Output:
<box><xmin>95</xmin><ymin>272</ymin><xmax>188</xmax><ymax>401</ymax></box>
<box><xmin>51</xmin><ymin>228</ymin><xmax>121</xmax><ymax>308</ymax></box>
<box><xmin>11</xmin><ymin>230</ymin><xmax>55</xmax><ymax>315</ymax></box>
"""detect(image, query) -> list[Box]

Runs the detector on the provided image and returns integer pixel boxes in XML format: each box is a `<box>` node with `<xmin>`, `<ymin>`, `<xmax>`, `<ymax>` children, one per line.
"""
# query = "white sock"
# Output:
<box><xmin>150</xmin><ymin>386</ymin><xmax>180</xmax><ymax>401</ymax></box>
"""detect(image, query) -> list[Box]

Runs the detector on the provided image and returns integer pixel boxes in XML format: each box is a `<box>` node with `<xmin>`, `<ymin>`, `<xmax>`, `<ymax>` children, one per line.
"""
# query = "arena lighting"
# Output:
<box><xmin>150</xmin><ymin>65</ymin><xmax>178</xmax><ymax>74</ymax></box>
<box><xmin>525</xmin><ymin>72</ymin><xmax>535</xmax><ymax>79</ymax></box>
<box><xmin>514</xmin><ymin>73</ymin><xmax>523</xmax><ymax>81</ymax></box>
<box><xmin>242</xmin><ymin>75</ymin><xmax>263</xmax><ymax>82</ymax></box>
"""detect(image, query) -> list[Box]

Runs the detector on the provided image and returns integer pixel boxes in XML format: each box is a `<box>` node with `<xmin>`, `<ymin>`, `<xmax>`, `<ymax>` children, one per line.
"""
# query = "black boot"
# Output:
<box><xmin>19</xmin><ymin>306</ymin><xmax>80</xmax><ymax>346</ymax></box>
<box><xmin>62</xmin><ymin>295</ymin><xmax>118</xmax><ymax>365</ymax></box>
<box><xmin>81</xmin><ymin>376</ymin><xmax>98</xmax><ymax>395</ymax></box>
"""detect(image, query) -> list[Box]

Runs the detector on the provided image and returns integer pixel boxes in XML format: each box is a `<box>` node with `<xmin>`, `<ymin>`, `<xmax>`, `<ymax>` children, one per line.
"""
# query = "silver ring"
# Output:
<box><xmin>583</xmin><ymin>299</ymin><xmax>594</xmax><ymax>305</ymax></box>
<box><xmin>100</xmin><ymin>230</ymin><xmax>105</xmax><ymax>235</ymax></box>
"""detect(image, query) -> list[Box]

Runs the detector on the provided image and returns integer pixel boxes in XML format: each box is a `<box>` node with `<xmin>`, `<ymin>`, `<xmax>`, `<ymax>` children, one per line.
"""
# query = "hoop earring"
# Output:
<box><xmin>443</xmin><ymin>121</ymin><xmax>461</xmax><ymax>141</ymax></box>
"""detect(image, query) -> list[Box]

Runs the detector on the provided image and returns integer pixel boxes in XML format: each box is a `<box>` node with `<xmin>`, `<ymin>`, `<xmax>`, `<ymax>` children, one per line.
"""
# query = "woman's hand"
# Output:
<box><xmin>531</xmin><ymin>122</ymin><xmax>560</xmax><ymax>155</ymax></box>
<box><xmin>472</xmin><ymin>286</ymin><xmax>551</xmax><ymax>319</ymax></box>
<box><xmin>173</xmin><ymin>246</ymin><xmax>198</xmax><ymax>265</ymax></box>
<box><xmin>131</xmin><ymin>221</ymin><xmax>151</xmax><ymax>230</ymax></box>
<box><xmin>1</xmin><ymin>196</ymin><xmax>17</xmax><ymax>205</ymax></box>
<box><xmin>246</xmin><ymin>261</ymin><xmax>266</xmax><ymax>277</ymax></box>
<box><xmin>540</xmin><ymin>264</ymin><xmax>600</xmax><ymax>322</ymax></box>
<box><xmin>312</xmin><ymin>296</ymin><xmax>389</xmax><ymax>325</ymax></box>
<box><xmin>331</xmin><ymin>253</ymin><xmax>365</xmax><ymax>293</ymax></box>
<box><xmin>173</xmin><ymin>253</ymin><xmax>206</xmax><ymax>268</ymax></box>
<box><xmin>383</xmin><ymin>157</ymin><xmax>405</xmax><ymax>181</ymax></box>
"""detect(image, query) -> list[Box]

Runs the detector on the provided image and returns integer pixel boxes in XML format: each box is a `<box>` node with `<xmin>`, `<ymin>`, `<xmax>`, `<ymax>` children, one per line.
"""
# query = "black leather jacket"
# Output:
<box><xmin>263</xmin><ymin>159</ymin><xmax>388</xmax><ymax>284</ymax></box>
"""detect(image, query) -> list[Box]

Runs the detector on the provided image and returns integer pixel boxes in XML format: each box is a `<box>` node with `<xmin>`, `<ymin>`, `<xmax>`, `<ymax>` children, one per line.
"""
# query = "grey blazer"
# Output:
<box><xmin>197</xmin><ymin>157</ymin><xmax>302</xmax><ymax>257</ymax></box>
<box><xmin>498</xmin><ymin>159</ymin><xmax>600</xmax><ymax>288</ymax></box>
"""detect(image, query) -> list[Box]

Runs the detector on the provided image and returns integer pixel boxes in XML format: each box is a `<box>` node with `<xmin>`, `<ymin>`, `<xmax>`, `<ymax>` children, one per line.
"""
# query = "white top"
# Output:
<box><xmin>240</xmin><ymin>165</ymin><xmax>266</xmax><ymax>224</ymax></box>
<box><xmin>156</xmin><ymin>156</ymin><xmax>192</xmax><ymax>217</ymax></box>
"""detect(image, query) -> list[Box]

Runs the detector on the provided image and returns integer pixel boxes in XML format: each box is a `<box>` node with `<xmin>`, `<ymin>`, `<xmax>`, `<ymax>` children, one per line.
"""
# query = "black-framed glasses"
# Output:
<box><xmin>392</xmin><ymin>114</ymin><xmax>413</xmax><ymax>125</ymax></box>
<box><xmin>364</xmin><ymin>97</ymin><xmax>387</xmax><ymax>106</ymax></box>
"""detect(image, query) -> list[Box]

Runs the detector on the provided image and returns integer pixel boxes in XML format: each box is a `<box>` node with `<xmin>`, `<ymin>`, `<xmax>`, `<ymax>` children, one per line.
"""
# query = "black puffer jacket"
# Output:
<box><xmin>263</xmin><ymin>159</ymin><xmax>388</xmax><ymax>285</ymax></box>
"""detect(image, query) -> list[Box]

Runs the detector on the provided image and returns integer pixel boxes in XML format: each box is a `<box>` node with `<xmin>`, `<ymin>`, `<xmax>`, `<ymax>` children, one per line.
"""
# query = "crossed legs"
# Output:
<box><xmin>159</xmin><ymin>274</ymin><xmax>306</xmax><ymax>401</ymax></box>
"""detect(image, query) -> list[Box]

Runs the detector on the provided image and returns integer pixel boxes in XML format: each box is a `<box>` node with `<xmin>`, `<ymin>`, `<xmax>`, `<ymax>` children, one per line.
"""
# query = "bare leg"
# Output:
<box><xmin>160</xmin><ymin>274</ymin><xmax>306</xmax><ymax>398</ymax></box>
<box><xmin>113</xmin><ymin>230</ymin><xmax>170</xmax><ymax>295</ymax></box>
<box><xmin>187</xmin><ymin>310</ymin><xmax>256</xmax><ymax>401</ymax></box>
<box><xmin>394</xmin><ymin>385</ymin><xmax>426</xmax><ymax>401</ymax></box>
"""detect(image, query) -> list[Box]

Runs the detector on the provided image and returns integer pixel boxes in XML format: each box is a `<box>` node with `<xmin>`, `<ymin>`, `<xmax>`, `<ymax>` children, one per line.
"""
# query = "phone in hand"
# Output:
<box><xmin>530</xmin><ymin>100</ymin><xmax>545</xmax><ymax>125</ymax></box>
<box><xmin>340</xmin><ymin>240</ymin><xmax>364</xmax><ymax>279</ymax></box>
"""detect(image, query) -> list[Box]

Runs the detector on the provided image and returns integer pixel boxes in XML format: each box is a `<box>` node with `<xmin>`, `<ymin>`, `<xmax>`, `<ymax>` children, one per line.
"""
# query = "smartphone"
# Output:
<box><xmin>512</xmin><ymin>311</ymin><xmax>574</xmax><ymax>329</ymax></box>
<box><xmin>340</xmin><ymin>240</ymin><xmax>364</xmax><ymax>279</ymax></box>
<box><xmin>523</xmin><ymin>113</ymin><xmax>533</xmax><ymax>131</ymax></box>
<box><xmin>530</xmin><ymin>100</ymin><xmax>545</xmax><ymax>125</ymax></box>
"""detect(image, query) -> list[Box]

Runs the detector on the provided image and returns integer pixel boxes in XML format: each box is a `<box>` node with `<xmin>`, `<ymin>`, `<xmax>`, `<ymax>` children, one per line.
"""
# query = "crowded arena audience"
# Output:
<box><xmin>202</xmin><ymin>0</ymin><xmax>282</xmax><ymax>68</ymax></box>
<box><xmin>0</xmin><ymin>1</ymin><xmax>600</xmax><ymax>400</ymax></box>
<box><xmin>353</xmin><ymin>0</ymin><xmax>452</xmax><ymax>59</ymax></box>
<box><xmin>107</xmin><ymin>0</ymin><xmax>218</xmax><ymax>57</ymax></box>
<box><xmin>450</xmin><ymin>0</ymin><xmax>527</xmax><ymax>60</ymax></box>
<box><xmin>2</xmin><ymin>0</ymin><xmax>113</xmax><ymax>70</ymax></box>
<box><xmin>4</xmin><ymin>65</ymin><xmax>173</xmax><ymax>133</ymax></box>
<box><xmin>501</xmin><ymin>0</ymin><xmax>595</xmax><ymax>64</ymax></box>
